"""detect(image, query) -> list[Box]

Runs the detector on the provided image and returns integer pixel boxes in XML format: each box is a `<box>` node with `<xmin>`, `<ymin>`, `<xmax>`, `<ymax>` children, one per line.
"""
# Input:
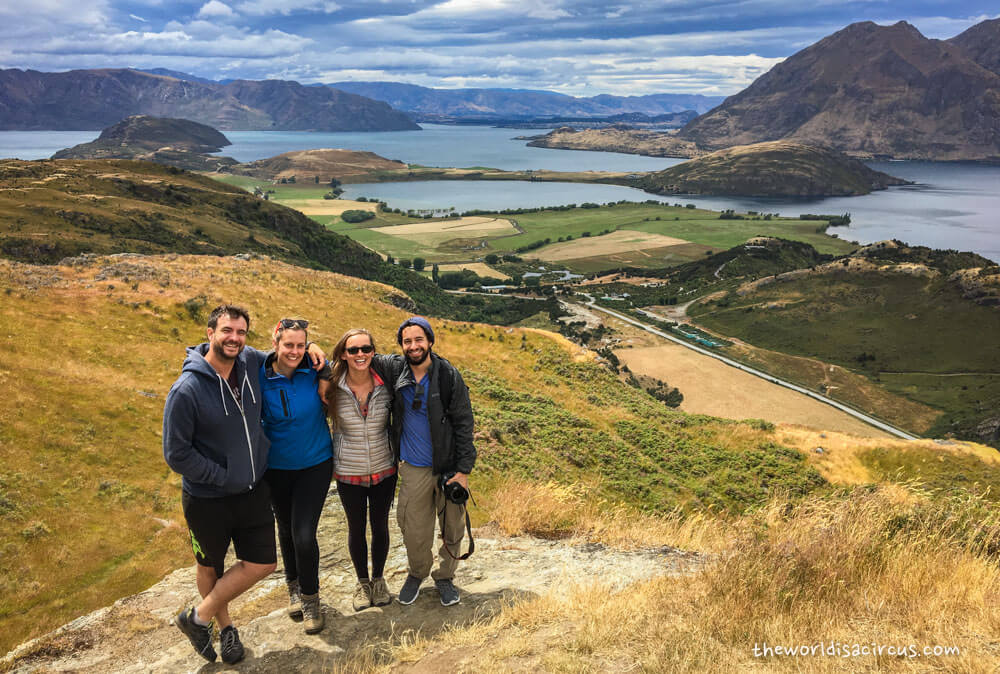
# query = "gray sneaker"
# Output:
<box><xmin>398</xmin><ymin>575</ymin><xmax>422</xmax><ymax>605</ymax></box>
<box><xmin>370</xmin><ymin>577</ymin><xmax>391</xmax><ymax>607</ymax></box>
<box><xmin>435</xmin><ymin>579</ymin><xmax>460</xmax><ymax>607</ymax></box>
<box><xmin>175</xmin><ymin>608</ymin><xmax>216</xmax><ymax>662</ymax></box>
<box><xmin>219</xmin><ymin>625</ymin><xmax>245</xmax><ymax>665</ymax></box>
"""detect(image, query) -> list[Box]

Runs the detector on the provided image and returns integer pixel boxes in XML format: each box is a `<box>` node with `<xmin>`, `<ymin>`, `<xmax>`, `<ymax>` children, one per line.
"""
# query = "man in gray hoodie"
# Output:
<box><xmin>163</xmin><ymin>305</ymin><xmax>324</xmax><ymax>664</ymax></box>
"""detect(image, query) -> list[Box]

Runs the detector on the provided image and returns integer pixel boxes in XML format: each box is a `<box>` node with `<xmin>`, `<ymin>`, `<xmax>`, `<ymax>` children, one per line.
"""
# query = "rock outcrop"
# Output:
<box><xmin>637</xmin><ymin>141</ymin><xmax>907</xmax><ymax>197</ymax></box>
<box><xmin>1</xmin><ymin>493</ymin><xmax>699</xmax><ymax>673</ymax></box>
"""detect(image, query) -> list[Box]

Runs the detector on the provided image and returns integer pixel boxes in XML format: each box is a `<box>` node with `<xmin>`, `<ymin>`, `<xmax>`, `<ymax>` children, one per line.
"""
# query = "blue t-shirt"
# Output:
<box><xmin>399</xmin><ymin>372</ymin><xmax>433</xmax><ymax>467</ymax></box>
<box><xmin>260</xmin><ymin>360</ymin><xmax>333</xmax><ymax>470</ymax></box>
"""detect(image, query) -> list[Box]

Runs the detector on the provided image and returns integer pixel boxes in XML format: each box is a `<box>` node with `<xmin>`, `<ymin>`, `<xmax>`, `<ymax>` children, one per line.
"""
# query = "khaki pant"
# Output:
<box><xmin>396</xmin><ymin>461</ymin><xmax>467</xmax><ymax>581</ymax></box>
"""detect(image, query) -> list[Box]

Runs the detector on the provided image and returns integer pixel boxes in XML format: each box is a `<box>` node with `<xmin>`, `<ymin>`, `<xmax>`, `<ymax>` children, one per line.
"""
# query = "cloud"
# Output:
<box><xmin>236</xmin><ymin>0</ymin><xmax>340</xmax><ymax>15</ymax></box>
<box><xmin>129</xmin><ymin>14</ymin><xmax>148</xmax><ymax>22</ymax></box>
<box><xmin>197</xmin><ymin>1</ymin><xmax>235</xmax><ymax>19</ymax></box>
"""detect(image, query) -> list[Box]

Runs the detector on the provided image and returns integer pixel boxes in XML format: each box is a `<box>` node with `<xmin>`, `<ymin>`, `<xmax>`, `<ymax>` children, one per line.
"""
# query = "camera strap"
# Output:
<box><xmin>439</xmin><ymin>493</ymin><xmax>476</xmax><ymax>561</ymax></box>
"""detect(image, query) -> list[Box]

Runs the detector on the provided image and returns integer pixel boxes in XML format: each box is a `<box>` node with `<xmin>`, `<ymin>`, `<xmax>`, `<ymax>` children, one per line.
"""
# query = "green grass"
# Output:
<box><xmin>859</xmin><ymin>445</ymin><xmax>1000</xmax><ymax>499</ymax></box>
<box><xmin>690</xmin><ymin>272</ymin><xmax>1000</xmax><ymax>445</ymax></box>
<box><xmin>213</xmin><ymin>177</ymin><xmax>856</xmax><ymax>270</ymax></box>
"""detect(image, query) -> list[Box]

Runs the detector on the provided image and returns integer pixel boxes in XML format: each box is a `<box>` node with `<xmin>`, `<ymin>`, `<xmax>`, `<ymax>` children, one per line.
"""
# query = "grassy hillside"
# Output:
<box><xmin>3</xmin><ymin>253</ymin><xmax>999</xmax><ymax>662</ymax></box>
<box><xmin>689</xmin><ymin>254</ymin><xmax>1000</xmax><ymax>446</ymax></box>
<box><xmin>0</xmin><ymin>159</ymin><xmax>547</xmax><ymax>326</ymax></box>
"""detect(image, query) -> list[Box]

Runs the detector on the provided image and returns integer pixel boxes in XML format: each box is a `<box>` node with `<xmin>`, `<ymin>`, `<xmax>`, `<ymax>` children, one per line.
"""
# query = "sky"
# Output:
<box><xmin>1</xmin><ymin>1</ymin><xmax>997</xmax><ymax>96</ymax></box>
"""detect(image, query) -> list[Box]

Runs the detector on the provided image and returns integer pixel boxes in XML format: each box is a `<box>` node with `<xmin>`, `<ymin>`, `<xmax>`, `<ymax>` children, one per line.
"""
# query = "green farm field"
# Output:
<box><xmin>211</xmin><ymin>177</ymin><xmax>857</xmax><ymax>270</ymax></box>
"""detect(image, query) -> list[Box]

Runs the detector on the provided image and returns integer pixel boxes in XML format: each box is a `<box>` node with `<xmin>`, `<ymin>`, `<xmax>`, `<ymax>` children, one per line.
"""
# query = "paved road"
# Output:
<box><xmin>579</xmin><ymin>295</ymin><xmax>919</xmax><ymax>440</ymax></box>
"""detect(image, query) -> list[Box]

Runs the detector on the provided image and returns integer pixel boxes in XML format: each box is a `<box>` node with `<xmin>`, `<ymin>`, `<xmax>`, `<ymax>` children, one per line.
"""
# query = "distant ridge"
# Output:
<box><xmin>328</xmin><ymin>81</ymin><xmax>724</xmax><ymax>119</ymax></box>
<box><xmin>679</xmin><ymin>20</ymin><xmax>1000</xmax><ymax>161</ymax></box>
<box><xmin>0</xmin><ymin>68</ymin><xmax>419</xmax><ymax>132</ymax></box>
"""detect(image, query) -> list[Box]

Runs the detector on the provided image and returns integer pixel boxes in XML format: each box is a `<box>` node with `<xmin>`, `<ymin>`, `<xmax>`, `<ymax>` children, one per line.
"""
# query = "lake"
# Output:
<box><xmin>2</xmin><ymin>126</ymin><xmax>998</xmax><ymax>261</ymax></box>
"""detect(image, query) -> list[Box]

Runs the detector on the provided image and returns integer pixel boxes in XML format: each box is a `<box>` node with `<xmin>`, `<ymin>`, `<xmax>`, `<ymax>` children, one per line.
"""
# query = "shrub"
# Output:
<box><xmin>341</xmin><ymin>210</ymin><xmax>375</xmax><ymax>223</ymax></box>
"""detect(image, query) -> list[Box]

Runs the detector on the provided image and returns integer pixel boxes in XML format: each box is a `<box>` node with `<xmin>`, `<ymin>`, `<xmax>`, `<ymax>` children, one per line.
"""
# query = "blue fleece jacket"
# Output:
<box><xmin>163</xmin><ymin>343</ymin><xmax>270</xmax><ymax>497</ymax></box>
<box><xmin>260</xmin><ymin>354</ymin><xmax>333</xmax><ymax>470</ymax></box>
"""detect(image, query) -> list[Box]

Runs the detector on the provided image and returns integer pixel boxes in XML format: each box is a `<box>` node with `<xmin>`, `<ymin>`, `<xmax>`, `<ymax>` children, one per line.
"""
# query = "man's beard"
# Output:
<box><xmin>212</xmin><ymin>339</ymin><xmax>242</xmax><ymax>361</ymax></box>
<box><xmin>406</xmin><ymin>348</ymin><xmax>429</xmax><ymax>366</ymax></box>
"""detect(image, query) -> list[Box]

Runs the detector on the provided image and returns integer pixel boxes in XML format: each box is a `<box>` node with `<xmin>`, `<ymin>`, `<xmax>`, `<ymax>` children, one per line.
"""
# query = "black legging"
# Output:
<box><xmin>264</xmin><ymin>458</ymin><xmax>333</xmax><ymax>595</ymax></box>
<box><xmin>336</xmin><ymin>474</ymin><xmax>397</xmax><ymax>580</ymax></box>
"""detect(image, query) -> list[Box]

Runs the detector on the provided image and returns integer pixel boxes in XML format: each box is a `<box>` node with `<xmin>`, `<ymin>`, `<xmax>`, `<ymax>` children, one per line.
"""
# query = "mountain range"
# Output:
<box><xmin>681</xmin><ymin>19</ymin><xmax>1000</xmax><ymax>160</ymax></box>
<box><xmin>326</xmin><ymin>81</ymin><xmax>724</xmax><ymax>120</ymax></box>
<box><xmin>0</xmin><ymin>68</ymin><xmax>419</xmax><ymax>132</ymax></box>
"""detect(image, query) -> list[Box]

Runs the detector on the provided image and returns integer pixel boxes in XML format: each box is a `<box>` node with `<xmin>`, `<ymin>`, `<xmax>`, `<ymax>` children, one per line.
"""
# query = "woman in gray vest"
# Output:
<box><xmin>326</xmin><ymin>328</ymin><xmax>396</xmax><ymax>610</ymax></box>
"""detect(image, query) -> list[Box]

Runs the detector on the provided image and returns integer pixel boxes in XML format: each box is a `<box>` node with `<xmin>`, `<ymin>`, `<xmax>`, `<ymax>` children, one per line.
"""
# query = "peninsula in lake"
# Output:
<box><xmin>52</xmin><ymin>115</ymin><xmax>238</xmax><ymax>171</ymax></box>
<box><xmin>637</xmin><ymin>142</ymin><xmax>908</xmax><ymax>197</ymax></box>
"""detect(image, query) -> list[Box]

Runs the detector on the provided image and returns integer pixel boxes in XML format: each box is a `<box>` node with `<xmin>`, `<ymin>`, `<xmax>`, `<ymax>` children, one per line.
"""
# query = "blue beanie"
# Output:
<box><xmin>397</xmin><ymin>316</ymin><xmax>435</xmax><ymax>345</ymax></box>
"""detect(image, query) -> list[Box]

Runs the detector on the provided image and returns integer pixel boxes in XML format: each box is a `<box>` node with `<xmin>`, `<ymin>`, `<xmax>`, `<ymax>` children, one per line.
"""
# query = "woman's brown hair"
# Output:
<box><xmin>329</xmin><ymin>328</ymin><xmax>377</xmax><ymax>386</ymax></box>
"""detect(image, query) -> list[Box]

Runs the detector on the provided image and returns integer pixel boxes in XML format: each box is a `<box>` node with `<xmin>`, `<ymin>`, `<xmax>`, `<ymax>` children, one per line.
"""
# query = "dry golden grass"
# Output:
<box><xmin>281</xmin><ymin>198</ymin><xmax>378</xmax><ymax>216</ymax></box>
<box><xmin>435</xmin><ymin>262</ymin><xmax>508</xmax><ymax>279</ymax></box>
<box><xmin>779</xmin><ymin>427</ymin><xmax>1000</xmax><ymax>486</ymax></box>
<box><xmin>371</xmin><ymin>216</ymin><xmax>515</xmax><ymax>236</ymax></box>
<box><xmin>617</xmin><ymin>344</ymin><xmax>893</xmax><ymax>437</ymax></box>
<box><xmin>483</xmin><ymin>478</ymin><xmax>726</xmax><ymax>553</ymax></box>
<box><xmin>535</xmin><ymin>229</ymin><xmax>689</xmax><ymax>262</ymax></box>
<box><xmin>367</xmin><ymin>484</ymin><xmax>1000</xmax><ymax>672</ymax></box>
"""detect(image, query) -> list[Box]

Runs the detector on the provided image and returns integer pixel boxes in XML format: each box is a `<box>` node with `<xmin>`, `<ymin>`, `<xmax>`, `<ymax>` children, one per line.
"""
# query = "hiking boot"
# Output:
<box><xmin>175</xmin><ymin>607</ymin><xmax>216</xmax><ymax>662</ymax></box>
<box><xmin>301</xmin><ymin>592</ymin><xmax>325</xmax><ymax>634</ymax></box>
<box><xmin>370</xmin><ymin>577</ymin><xmax>391</xmax><ymax>607</ymax></box>
<box><xmin>353</xmin><ymin>579</ymin><xmax>373</xmax><ymax>611</ymax></box>
<box><xmin>287</xmin><ymin>579</ymin><xmax>303</xmax><ymax>620</ymax></box>
<box><xmin>219</xmin><ymin>625</ymin><xmax>245</xmax><ymax>665</ymax></box>
<box><xmin>435</xmin><ymin>578</ymin><xmax>460</xmax><ymax>607</ymax></box>
<box><xmin>398</xmin><ymin>575</ymin><xmax>422</xmax><ymax>605</ymax></box>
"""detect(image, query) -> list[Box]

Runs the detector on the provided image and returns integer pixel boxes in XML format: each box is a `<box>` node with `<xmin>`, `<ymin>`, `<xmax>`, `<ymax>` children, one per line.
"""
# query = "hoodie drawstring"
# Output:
<box><xmin>243</xmin><ymin>371</ymin><xmax>257</xmax><ymax>404</ymax></box>
<box><xmin>217</xmin><ymin>375</ymin><xmax>230</xmax><ymax>416</ymax></box>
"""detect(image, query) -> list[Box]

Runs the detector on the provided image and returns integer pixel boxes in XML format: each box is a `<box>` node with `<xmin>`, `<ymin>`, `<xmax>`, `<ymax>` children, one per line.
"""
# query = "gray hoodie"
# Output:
<box><xmin>163</xmin><ymin>343</ymin><xmax>269</xmax><ymax>498</ymax></box>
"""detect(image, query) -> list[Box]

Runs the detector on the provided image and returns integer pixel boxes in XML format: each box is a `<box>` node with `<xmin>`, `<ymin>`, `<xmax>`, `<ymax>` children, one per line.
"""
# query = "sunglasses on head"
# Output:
<box><xmin>277</xmin><ymin>318</ymin><xmax>308</xmax><ymax>330</ymax></box>
<box><xmin>345</xmin><ymin>345</ymin><xmax>374</xmax><ymax>355</ymax></box>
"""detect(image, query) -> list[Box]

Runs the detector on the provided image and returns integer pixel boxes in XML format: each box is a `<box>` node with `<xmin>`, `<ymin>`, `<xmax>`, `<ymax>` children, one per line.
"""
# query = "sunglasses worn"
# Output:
<box><xmin>412</xmin><ymin>383</ymin><xmax>424</xmax><ymax>411</ymax></box>
<box><xmin>278</xmin><ymin>318</ymin><xmax>308</xmax><ymax>330</ymax></box>
<box><xmin>346</xmin><ymin>345</ymin><xmax>374</xmax><ymax>355</ymax></box>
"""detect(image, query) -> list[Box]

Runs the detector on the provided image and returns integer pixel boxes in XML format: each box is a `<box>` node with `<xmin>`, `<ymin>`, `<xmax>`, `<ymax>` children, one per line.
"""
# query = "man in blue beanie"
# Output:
<box><xmin>372</xmin><ymin>316</ymin><xmax>476</xmax><ymax>607</ymax></box>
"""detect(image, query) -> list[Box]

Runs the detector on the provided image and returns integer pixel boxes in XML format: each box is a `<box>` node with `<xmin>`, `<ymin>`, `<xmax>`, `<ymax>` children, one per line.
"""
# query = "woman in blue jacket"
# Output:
<box><xmin>260</xmin><ymin>318</ymin><xmax>333</xmax><ymax>635</ymax></box>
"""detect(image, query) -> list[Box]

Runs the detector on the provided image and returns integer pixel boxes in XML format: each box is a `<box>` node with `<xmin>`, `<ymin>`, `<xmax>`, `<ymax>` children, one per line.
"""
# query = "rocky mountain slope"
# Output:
<box><xmin>679</xmin><ymin>20</ymin><xmax>1000</xmax><ymax>161</ymax></box>
<box><xmin>947</xmin><ymin>17</ymin><xmax>1000</xmax><ymax>75</ymax></box>
<box><xmin>52</xmin><ymin>116</ymin><xmax>237</xmax><ymax>171</ymax></box>
<box><xmin>328</xmin><ymin>81</ymin><xmax>724</xmax><ymax>119</ymax></box>
<box><xmin>0</xmin><ymin>69</ymin><xmax>419</xmax><ymax>131</ymax></box>
<box><xmin>637</xmin><ymin>141</ymin><xmax>907</xmax><ymax>197</ymax></box>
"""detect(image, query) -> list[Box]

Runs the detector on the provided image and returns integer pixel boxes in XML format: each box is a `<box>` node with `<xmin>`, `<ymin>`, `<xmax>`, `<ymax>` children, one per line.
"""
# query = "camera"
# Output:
<box><xmin>438</xmin><ymin>472</ymin><xmax>469</xmax><ymax>505</ymax></box>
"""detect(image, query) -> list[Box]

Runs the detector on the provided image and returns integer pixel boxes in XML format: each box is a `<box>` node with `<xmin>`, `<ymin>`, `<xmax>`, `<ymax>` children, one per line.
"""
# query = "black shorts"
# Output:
<box><xmin>182</xmin><ymin>484</ymin><xmax>277</xmax><ymax>578</ymax></box>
